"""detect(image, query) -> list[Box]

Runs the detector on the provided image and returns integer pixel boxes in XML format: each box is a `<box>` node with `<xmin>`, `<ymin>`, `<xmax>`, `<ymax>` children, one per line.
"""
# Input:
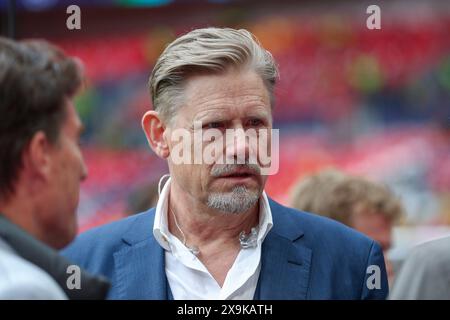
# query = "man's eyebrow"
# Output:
<box><xmin>193</xmin><ymin>112</ymin><xmax>227</xmax><ymax>123</ymax></box>
<box><xmin>244</xmin><ymin>112</ymin><xmax>272</xmax><ymax>123</ymax></box>
<box><xmin>246</xmin><ymin>112</ymin><xmax>270</xmax><ymax>119</ymax></box>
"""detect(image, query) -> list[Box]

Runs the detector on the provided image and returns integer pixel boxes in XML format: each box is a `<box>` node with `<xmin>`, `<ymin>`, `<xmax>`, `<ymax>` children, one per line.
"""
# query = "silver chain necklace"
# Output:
<box><xmin>169</xmin><ymin>205</ymin><xmax>200</xmax><ymax>256</ymax></box>
<box><xmin>169</xmin><ymin>204</ymin><xmax>259</xmax><ymax>256</ymax></box>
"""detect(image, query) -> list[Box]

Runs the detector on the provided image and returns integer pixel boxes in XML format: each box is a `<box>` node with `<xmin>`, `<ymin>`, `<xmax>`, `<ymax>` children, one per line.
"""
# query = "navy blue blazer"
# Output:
<box><xmin>62</xmin><ymin>199</ymin><xmax>388</xmax><ymax>299</ymax></box>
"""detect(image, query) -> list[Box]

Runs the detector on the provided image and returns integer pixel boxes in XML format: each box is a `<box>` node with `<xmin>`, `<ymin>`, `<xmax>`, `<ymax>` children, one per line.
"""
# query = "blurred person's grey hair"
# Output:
<box><xmin>149</xmin><ymin>27</ymin><xmax>279</xmax><ymax>123</ymax></box>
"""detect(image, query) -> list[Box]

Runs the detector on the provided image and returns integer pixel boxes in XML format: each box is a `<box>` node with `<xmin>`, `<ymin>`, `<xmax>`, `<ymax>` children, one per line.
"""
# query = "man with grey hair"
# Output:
<box><xmin>63</xmin><ymin>27</ymin><xmax>388</xmax><ymax>299</ymax></box>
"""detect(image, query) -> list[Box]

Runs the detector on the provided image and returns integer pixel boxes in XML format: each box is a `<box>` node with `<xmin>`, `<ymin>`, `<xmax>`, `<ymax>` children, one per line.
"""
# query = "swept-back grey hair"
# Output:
<box><xmin>149</xmin><ymin>27</ymin><xmax>279</xmax><ymax>122</ymax></box>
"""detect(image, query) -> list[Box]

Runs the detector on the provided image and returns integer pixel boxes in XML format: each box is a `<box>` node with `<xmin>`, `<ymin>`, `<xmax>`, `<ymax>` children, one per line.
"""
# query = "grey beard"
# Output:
<box><xmin>207</xmin><ymin>185</ymin><xmax>259</xmax><ymax>214</ymax></box>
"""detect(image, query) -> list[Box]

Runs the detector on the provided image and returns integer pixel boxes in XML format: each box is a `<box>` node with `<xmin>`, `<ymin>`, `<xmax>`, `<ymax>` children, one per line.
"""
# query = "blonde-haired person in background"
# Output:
<box><xmin>290</xmin><ymin>168</ymin><xmax>404</xmax><ymax>286</ymax></box>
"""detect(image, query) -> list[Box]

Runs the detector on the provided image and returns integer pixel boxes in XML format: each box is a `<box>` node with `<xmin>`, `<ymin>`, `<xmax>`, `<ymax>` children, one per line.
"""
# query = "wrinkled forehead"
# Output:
<box><xmin>173</xmin><ymin>69</ymin><xmax>272</xmax><ymax>125</ymax></box>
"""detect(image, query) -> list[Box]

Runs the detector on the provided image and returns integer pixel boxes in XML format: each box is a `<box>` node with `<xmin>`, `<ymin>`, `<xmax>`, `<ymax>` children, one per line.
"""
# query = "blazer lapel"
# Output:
<box><xmin>257</xmin><ymin>199</ymin><xmax>313</xmax><ymax>300</ymax></box>
<box><xmin>112</xmin><ymin>210</ymin><xmax>169</xmax><ymax>299</ymax></box>
<box><xmin>108</xmin><ymin>200</ymin><xmax>312</xmax><ymax>300</ymax></box>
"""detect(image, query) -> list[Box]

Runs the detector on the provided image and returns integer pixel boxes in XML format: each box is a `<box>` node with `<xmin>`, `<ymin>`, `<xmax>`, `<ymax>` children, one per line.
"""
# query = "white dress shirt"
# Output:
<box><xmin>0</xmin><ymin>238</ymin><xmax>67</xmax><ymax>300</ymax></box>
<box><xmin>153</xmin><ymin>177</ymin><xmax>273</xmax><ymax>300</ymax></box>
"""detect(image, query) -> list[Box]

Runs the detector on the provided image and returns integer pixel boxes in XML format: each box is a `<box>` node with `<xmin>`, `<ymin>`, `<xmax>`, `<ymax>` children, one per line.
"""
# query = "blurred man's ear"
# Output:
<box><xmin>142</xmin><ymin>110</ymin><xmax>169</xmax><ymax>159</ymax></box>
<box><xmin>23</xmin><ymin>131</ymin><xmax>53</xmax><ymax>181</ymax></box>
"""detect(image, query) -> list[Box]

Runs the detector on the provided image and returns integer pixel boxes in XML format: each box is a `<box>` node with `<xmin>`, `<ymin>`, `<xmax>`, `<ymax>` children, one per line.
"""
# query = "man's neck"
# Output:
<box><xmin>167</xmin><ymin>180</ymin><xmax>260</xmax><ymax>249</ymax></box>
<box><xmin>0</xmin><ymin>192</ymin><xmax>43</xmax><ymax>246</ymax></box>
<box><xmin>166</xmin><ymin>180</ymin><xmax>261</xmax><ymax>286</ymax></box>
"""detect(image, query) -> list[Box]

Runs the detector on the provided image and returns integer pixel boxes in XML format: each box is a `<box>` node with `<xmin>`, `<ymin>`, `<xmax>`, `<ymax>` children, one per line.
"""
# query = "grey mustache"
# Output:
<box><xmin>211</xmin><ymin>163</ymin><xmax>261</xmax><ymax>177</ymax></box>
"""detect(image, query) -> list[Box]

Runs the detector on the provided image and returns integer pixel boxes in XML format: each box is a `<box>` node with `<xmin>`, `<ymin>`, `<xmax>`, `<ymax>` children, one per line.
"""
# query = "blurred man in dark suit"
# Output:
<box><xmin>0</xmin><ymin>37</ymin><xmax>109</xmax><ymax>299</ymax></box>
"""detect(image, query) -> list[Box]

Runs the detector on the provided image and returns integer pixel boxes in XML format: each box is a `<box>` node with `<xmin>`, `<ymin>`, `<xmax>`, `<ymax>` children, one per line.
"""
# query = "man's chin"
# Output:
<box><xmin>210</xmin><ymin>186</ymin><xmax>260</xmax><ymax>198</ymax></box>
<box><xmin>206</xmin><ymin>187</ymin><xmax>261</xmax><ymax>214</ymax></box>
<box><xmin>55</xmin><ymin>221</ymin><xmax>78</xmax><ymax>249</ymax></box>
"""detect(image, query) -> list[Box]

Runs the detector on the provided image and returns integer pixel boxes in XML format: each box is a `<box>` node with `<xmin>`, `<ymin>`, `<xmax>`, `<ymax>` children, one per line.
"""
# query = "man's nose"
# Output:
<box><xmin>225</xmin><ymin>126</ymin><xmax>250</xmax><ymax>164</ymax></box>
<box><xmin>80</xmin><ymin>159</ymin><xmax>88</xmax><ymax>181</ymax></box>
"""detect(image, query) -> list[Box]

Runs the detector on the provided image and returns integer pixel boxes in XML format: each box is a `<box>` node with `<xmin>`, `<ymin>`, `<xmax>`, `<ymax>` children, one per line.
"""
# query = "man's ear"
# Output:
<box><xmin>22</xmin><ymin>131</ymin><xmax>53</xmax><ymax>181</ymax></box>
<box><xmin>142</xmin><ymin>110</ymin><xmax>170</xmax><ymax>159</ymax></box>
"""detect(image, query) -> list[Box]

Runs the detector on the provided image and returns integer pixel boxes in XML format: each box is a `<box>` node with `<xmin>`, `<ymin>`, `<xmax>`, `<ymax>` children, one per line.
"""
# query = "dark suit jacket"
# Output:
<box><xmin>0</xmin><ymin>214</ymin><xmax>109</xmax><ymax>299</ymax></box>
<box><xmin>62</xmin><ymin>199</ymin><xmax>388</xmax><ymax>299</ymax></box>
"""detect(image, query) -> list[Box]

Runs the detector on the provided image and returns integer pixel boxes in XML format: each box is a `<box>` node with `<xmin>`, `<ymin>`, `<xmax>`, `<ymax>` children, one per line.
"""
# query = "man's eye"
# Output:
<box><xmin>247</xmin><ymin>119</ymin><xmax>263</xmax><ymax>127</ymax></box>
<box><xmin>205</xmin><ymin>122</ymin><xmax>223</xmax><ymax>129</ymax></box>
